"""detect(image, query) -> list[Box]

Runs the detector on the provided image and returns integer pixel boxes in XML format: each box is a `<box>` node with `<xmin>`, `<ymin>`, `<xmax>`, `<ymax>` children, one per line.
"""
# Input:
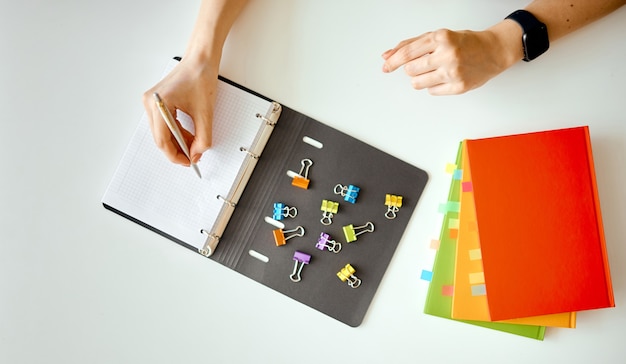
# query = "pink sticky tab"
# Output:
<box><xmin>441</xmin><ymin>285</ymin><xmax>454</xmax><ymax>297</ymax></box>
<box><xmin>462</xmin><ymin>181</ymin><xmax>473</xmax><ymax>192</ymax></box>
<box><xmin>430</xmin><ymin>239</ymin><xmax>440</xmax><ymax>250</ymax></box>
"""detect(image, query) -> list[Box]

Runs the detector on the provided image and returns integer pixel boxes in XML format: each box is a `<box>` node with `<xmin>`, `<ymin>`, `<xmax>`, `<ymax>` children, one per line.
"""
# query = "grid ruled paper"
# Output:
<box><xmin>103</xmin><ymin>63</ymin><xmax>271</xmax><ymax>250</ymax></box>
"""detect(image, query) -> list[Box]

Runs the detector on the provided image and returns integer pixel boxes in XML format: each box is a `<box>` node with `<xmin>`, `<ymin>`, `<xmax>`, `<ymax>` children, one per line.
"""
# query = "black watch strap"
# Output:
<box><xmin>505</xmin><ymin>10</ymin><xmax>549</xmax><ymax>62</ymax></box>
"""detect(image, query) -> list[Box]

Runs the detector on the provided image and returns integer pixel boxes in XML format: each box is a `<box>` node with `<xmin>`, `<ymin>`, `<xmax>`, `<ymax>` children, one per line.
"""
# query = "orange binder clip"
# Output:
<box><xmin>273</xmin><ymin>226</ymin><xmax>305</xmax><ymax>246</ymax></box>
<box><xmin>292</xmin><ymin>159</ymin><xmax>313</xmax><ymax>189</ymax></box>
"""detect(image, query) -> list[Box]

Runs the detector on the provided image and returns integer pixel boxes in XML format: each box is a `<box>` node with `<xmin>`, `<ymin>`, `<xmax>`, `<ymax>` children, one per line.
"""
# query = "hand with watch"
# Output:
<box><xmin>381</xmin><ymin>0</ymin><xmax>625</xmax><ymax>95</ymax></box>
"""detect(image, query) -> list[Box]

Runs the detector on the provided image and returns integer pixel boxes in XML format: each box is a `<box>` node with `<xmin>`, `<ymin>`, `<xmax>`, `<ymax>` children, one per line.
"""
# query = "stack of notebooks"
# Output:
<box><xmin>422</xmin><ymin>126</ymin><xmax>615</xmax><ymax>340</ymax></box>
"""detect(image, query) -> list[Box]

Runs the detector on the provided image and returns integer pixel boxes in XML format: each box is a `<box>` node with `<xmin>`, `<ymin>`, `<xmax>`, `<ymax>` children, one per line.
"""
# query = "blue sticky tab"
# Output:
<box><xmin>471</xmin><ymin>284</ymin><xmax>487</xmax><ymax>296</ymax></box>
<box><xmin>420</xmin><ymin>270</ymin><xmax>433</xmax><ymax>282</ymax></box>
<box><xmin>452</xmin><ymin>169</ymin><xmax>463</xmax><ymax>180</ymax></box>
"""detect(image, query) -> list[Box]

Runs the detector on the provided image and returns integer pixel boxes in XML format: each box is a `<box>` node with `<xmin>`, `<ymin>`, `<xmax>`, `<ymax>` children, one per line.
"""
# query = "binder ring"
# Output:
<box><xmin>239</xmin><ymin>147</ymin><xmax>259</xmax><ymax>159</ymax></box>
<box><xmin>217</xmin><ymin>195</ymin><xmax>236</xmax><ymax>207</ymax></box>
<box><xmin>256</xmin><ymin>113</ymin><xmax>276</xmax><ymax>126</ymax></box>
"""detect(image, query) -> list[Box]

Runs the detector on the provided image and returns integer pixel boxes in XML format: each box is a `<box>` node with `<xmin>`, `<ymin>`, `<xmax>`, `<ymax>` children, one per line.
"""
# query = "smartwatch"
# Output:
<box><xmin>505</xmin><ymin>10</ymin><xmax>549</xmax><ymax>62</ymax></box>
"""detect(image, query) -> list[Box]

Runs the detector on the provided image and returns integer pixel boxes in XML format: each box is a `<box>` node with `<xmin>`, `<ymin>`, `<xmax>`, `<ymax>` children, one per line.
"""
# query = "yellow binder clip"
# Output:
<box><xmin>292</xmin><ymin>158</ymin><xmax>313</xmax><ymax>189</ymax></box>
<box><xmin>337</xmin><ymin>264</ymin><xmax>361</xmax><ymax>288</ymax></box>
<box><xmin>343</xmin><ymin>222</ymin><xmax>374</xmax><ymax>243</ymax></box>
<box><xmin>384</xmin><ymin>194</ymin><xmax>403</xmax><ymax>219</ymax></box>
<box><xmin>320</xmin><ymin>199</ymin><xmax>339</xmax><ymax>225</ymax></box>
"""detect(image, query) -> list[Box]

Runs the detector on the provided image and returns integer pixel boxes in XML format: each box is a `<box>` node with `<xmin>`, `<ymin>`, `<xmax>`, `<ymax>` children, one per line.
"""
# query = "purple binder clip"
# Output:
<box><xmin>290</xmin><ymin>251</ymin><xmax>311</xmax><ymax>282</ymax></box>
<box><xmin>315</xmin><ymin>232</ymin><xmax>342</xmax><ymax>253</ymax></box>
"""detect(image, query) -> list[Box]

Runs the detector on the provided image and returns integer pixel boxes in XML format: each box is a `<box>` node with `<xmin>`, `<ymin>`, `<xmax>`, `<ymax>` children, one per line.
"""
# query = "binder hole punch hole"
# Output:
<box><xmin>302</xmin><ymin>136</ymin><xmax>323</xmax><ymax>149</ymax></box>
<box><xmin>249</xmin><ymin>249</ymin><xmax>269</xmax><ymax>263</ymax></box>
<box><xmin>264</xmin><ymin>216</ymin><xmax>285</xmax><ymax>229</ymax></box>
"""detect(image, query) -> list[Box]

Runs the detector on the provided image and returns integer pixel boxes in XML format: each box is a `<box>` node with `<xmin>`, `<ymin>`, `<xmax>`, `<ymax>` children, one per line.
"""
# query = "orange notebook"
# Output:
<box><xmin>465</xmin><ymin>126</ymin><xmax>614</xmax><ymax>321</ymax></box>
<box><xmin>451</xmin><ymin>141</ymin><xmax>576</xmax><ymax>328</ymax></box>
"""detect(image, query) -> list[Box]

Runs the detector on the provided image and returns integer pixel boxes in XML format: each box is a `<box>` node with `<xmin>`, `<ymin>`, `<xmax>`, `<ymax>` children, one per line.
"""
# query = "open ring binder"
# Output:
<box><xmin>102</xmin><ymin>57</ymin><xmax>428</xmax><ymax>327</ymax></box>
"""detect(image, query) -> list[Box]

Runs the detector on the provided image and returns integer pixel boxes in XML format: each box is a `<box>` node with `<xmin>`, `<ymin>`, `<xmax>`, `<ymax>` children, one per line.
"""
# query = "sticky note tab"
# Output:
<box><xmin>462</xmin><ymin>181</ymin><xmax>473</xmax><ymax>192</ymax></box>
<box><xmin>449</xmin><ymin>228</ymin><xmax>459</xmax><ymax>239</ymax></box>
<box><xmin>442</xmin><ymin>285</ymin><xmax>454</xmax><ymax>297</ymax></box>
<box><xmin>469</xmin><ymin>272</ymin><xmax>485</xmax><ymax>284</ymax></box>
<box><xmin>439</xmin><ymin>201</ymin><xmax>461</xmax><ymax>214</ymax></box>
<box><xmin>445</xmin><ymin>163</ymin><xmax>457</xmax><ymax>174</ymax></box>
<box><xmin>430</xmin><ymin>239</ymin><xmax>440</xmax><ymax>250</ymax></box>
<box><xmin>452</xmin><ymin>169</ymin><xmax>463</xmax><ymax>180</ymax></box>
<box><xmin>469</xmin><ymin>248</ymin><xmax>482</xmax><ymax>260</ymax></box>
<box><xmin>471</xmin><ymin>284</ymin><xmax>487</xmax><ymax>296</ymax></box>
<box><xmin>420</xmin><ymin>270</ymin><xmax>433</xmax><ymax>282</ymax></box>
<box><xmin>448</xmin><ymin>218</ymin><xmax>460</xmax><ymax>229</ymax></box>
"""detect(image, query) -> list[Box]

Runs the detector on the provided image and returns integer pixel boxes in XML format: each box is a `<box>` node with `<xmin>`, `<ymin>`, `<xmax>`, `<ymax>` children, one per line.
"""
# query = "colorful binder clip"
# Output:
<box><xmin>320</xmin><ymin>199</ymin><xmax>340</xmax><ymax>225</ymax></box>
<box><xmin>337</xmin><ymin>264</ymin><xmax>361</xmax><ymax>288</ymax></box>
<box><xmin>384</xmin><ymin>194</ymin><xmax>403</xmax><ymax>219</ymax></box>
<box><xmin>272</xmin><ymin>202</ymin><xmax>297</xmax><ymax>221</ymax></box>
<box><xmin>343</xmin><ymin>221</ymin><xmax>374</xmax><ymax>243</ymax></box>
<box><xmin>334</xmin><ymin>184</ymin><xmax>361</xmax><ymax>204</ymax></box>
<box><xmin>273</xmin><ymin>225</ymin><xmax>305</xmax><ymax>246</ymax></box>
<box><xmin>292</xmin><ymin>158</ymin><xmax>313</xmax><ymax>189</ymax></box>
<box><xmin>315</xmin><ymin>232</ymin><xmax>342</xmax><ymax>253</ymax></box>
<box><xmin>290</xmin><ymin>251</ymin><xmax>311</xmax><ymax>282</ymax></box>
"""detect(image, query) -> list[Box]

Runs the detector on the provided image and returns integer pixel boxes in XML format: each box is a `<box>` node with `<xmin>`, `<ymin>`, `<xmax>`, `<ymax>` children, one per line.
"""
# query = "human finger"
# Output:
<box><xmin>143</xmin><ymin>91</ymin><xmax>190</xmax><ymax>165</ymax></box>
<box><xmin>189</xmin><ymin>108</ymin><xmax>213</xmax><ymax>162</ymax></box>
<box><xmin>382</xmin><ymin>33</ymin><xmax>435</xmax><ymax>73</ymax></box>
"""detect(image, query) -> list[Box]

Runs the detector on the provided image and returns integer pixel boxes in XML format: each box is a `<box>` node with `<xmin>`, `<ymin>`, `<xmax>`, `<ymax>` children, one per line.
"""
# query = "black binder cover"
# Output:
<box><xmin>210</xmin><ymin>103</ymin><xmax>428</xmax><ymax>327</ymax></box>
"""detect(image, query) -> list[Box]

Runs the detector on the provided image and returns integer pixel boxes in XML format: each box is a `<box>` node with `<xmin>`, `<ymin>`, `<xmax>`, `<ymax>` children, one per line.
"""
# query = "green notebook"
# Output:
<box><xmin>423</xmin><ymin>143</ymin><xmax>546</xmax><ymax>340</ymax></box>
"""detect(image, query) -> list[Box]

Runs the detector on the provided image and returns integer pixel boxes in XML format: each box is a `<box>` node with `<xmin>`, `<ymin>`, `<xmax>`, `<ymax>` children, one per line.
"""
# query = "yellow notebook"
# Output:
<box><xmin>451</xmin><ymin>141</ymin><xmax>576</xmax><ymax>328</ymax></box>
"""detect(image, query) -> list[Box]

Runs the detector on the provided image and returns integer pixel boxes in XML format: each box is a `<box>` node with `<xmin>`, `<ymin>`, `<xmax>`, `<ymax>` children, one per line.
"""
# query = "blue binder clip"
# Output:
<box><xmin>334</xmin><ymin>184</ymin><xmax>361</xmax><ymax>204</ymax></box>
<box><xmin>272</xmin><ymin>202</ymin><xmax>297</xmax><ymax>221</ymax></box>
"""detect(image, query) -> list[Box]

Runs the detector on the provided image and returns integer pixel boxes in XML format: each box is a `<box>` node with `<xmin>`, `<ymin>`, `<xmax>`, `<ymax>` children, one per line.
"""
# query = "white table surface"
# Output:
<box><xmin>2</xmin><ymin>1</ymin><xmax>625</xmax><ymax>363</ymax></box>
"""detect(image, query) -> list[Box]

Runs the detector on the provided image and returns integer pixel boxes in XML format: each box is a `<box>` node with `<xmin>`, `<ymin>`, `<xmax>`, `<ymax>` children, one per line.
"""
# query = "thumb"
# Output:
<box><xmin>189</xmin><ymin>111</ymin><xmax>212</xmax><ymax>161</ymax></box>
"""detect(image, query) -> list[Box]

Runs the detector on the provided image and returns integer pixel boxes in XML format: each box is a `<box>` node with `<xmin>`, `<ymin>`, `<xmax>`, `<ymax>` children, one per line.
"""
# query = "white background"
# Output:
<box><xmin>1</xmin><ymin>1</ymin><xmax>625</xmax><ymax>363</ymax></box>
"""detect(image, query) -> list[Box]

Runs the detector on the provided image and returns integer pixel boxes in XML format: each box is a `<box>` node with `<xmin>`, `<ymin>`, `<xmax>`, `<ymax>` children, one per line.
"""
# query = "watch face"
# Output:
<box><xmin>523</xmin><ymin>24</ymin><xmax>550</xmax><ymax>61</ymax></box>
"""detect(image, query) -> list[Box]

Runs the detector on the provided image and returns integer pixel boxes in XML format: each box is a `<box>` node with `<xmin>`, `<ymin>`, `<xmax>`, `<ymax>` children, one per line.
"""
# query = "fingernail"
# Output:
<box><xmin>191</xmin><ymin>154</ymin><xmax>202</xmax><ymax>163</ymax></box>
<box><xmin>382</xmin><ymin>64</ymin><xmax>389</xmax><ymax>73</ymax></box>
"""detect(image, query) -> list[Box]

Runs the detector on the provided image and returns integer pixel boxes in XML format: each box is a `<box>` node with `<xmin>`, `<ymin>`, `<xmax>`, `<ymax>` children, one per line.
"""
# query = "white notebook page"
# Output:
<box><xmin>103</xmin><ymin>67</ymin><xmax>271</xmax><ymax>250</ymax></box>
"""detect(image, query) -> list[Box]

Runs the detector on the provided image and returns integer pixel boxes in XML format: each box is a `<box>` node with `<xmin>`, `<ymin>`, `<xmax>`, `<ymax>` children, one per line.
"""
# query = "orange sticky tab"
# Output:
<box><xmin>292</xmin><ymin>176</ymin><xmax>310</xmax><ymax>189</ymax></box>
<box><xmin>273</xmin><ymin>229</ymin><xmax>286</xmax><ymax>246</ymax></box>
<box><xmin>449</xmin><ymin>228</ymin><xmax>459</xmax><ymax>239</ymax></box>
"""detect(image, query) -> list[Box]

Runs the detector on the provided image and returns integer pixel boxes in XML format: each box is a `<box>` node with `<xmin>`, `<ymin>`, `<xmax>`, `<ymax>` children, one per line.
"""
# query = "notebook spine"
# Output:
<box><xmin>199</xmin><ymin>102</ymin><xmax>282</xmax><ymax>257</ymax></box>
